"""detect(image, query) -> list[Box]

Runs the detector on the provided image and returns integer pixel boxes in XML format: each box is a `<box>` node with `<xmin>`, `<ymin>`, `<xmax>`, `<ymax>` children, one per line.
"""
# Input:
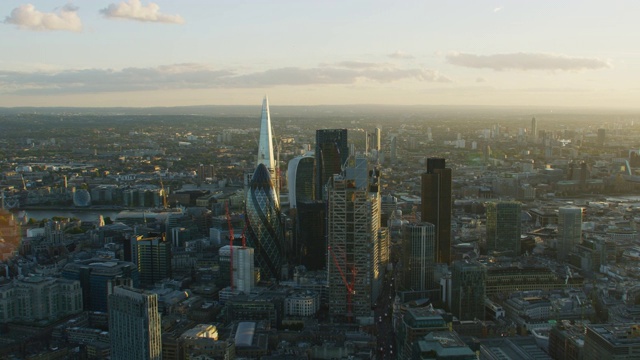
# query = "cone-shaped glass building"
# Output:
<box><xmin>246</xmin><ymin>162</ymin><xmax>284</xmax><ymax>281</ymax></box>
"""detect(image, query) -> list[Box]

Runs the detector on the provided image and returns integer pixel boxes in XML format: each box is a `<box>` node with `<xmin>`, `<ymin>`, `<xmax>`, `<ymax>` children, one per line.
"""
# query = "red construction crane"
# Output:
<box><xmin>226</xmin><ymin>201</ymin><xmax>234</xmax><ymax>291</ymax></box>
<box><xmin>328</xmin><ymin>245</ymin><xmax>356</xmax><ymax>322</ymax></box>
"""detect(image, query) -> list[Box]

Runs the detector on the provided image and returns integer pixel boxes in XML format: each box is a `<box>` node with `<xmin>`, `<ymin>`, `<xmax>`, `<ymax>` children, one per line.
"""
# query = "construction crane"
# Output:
<box><xmin>226</xmin><ymin>201</ymin><xmax>235</xmax><ymax>291</ymax></box>
<box><xmin>328</xmin><ymin>245</ymin><xmax>356</xmax><ymax>322</ymax></box>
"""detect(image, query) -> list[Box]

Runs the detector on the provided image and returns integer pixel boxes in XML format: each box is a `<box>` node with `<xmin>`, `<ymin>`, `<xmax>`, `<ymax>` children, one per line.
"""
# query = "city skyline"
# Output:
<box><xmin>1</xmin><ymin>0</ymin><xmax>639</xmax><ymax>109</ymax></box>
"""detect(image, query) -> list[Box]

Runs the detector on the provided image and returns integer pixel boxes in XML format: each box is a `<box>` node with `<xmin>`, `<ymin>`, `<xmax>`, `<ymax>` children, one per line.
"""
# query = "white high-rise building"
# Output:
<box><xmin>234</xmin><ymin>247</ymin><xmax>255</xmax><ymax>294</ymax></box>
<box><xmin>109</xmin><ymin>286</ymin><xmax>162</xmax><ymax>360</ymax></box>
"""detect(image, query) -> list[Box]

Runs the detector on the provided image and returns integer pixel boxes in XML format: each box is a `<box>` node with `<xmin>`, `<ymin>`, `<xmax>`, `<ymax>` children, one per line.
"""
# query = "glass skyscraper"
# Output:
<box><xmin>245</xmin><ymin>163</ymin><xmax>284</xmax><ymax>281</ymax></box>
<box><xmin>315</xmin><ymin>129</ymin><xmax>348</xmax><ymax>200</ymax></box>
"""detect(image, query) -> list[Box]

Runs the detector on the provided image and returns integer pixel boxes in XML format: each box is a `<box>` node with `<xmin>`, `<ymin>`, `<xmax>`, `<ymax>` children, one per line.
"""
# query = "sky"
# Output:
<box><xmin>0</xmin><ymin>0</ymin><xmax>639</xmax><ymax>108</ymax></box>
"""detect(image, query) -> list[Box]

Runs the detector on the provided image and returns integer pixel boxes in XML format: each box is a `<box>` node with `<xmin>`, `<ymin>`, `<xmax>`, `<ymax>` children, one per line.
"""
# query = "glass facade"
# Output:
<box><xmin>245</xmin><ymin>164</ymin><xmax>284</xmax><ymax>281</ymax></box>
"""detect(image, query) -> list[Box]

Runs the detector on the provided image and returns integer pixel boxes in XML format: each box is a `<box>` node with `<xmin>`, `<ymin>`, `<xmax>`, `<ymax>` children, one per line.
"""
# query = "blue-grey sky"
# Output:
<box><xmin>1</xmin><ymin>0</ymin><xmax>637</xmax><ymax>108</ymax></box>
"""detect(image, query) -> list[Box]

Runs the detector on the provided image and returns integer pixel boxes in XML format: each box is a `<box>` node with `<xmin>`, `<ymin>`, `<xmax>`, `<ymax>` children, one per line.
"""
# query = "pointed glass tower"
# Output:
<box><xmin>245</xmin><ymin>97</ymin><xmax>284</xmax><ymax>281</ymax></box>
<box><xmin>257</xmin><ymin>96</ymin><xmax>277</xmax><ymax>199</ymax></box>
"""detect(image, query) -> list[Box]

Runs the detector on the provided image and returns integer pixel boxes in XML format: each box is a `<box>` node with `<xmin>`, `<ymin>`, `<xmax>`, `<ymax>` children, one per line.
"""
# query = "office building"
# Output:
<box><xmin>584</xmin><ymin>323</ymin><xmax>640</xmax><ymax>360</ymax></box>
<box><xmin>245</xmin><ymin>164</ymin><xmax>285</xmax><ymax>281</ymax></box>
<box><xmin>486</xmin><ymin>201</ymin><xmax>522</xmax><ymax>256</ymax></box>
<box><xmin>287</xmin><ymin>155</ymin><xmax>315</xmax><ymax>207</ymax></box>
<box><xmin>0</xmin><ymin>276</ymin><xmax>82</xmax><ymax>324</ymax></box>
<box><xmin>294</xmin><ymin>200</ymin><xmax>326</xmax><ymax>270</ymax></box>
<box><xmin>531</xmin><ymin>117</ymin><xmax>538</xmax><ymax>142</ymax></box>
<box><xmin>257</xmin><ymin>96</ymin><xmax>277</xmax><ymax>195</ymax></box>
<box><xmin>137</xmin><ymin>236</ymin><xmax>172</xmax><ymax>286</ymax></box>
<box><xmin>62</xmin><ymin>258</ymin><xmax>139</xmax><ymax>312</ymax></box>
<box><xmin>421</xmin><ymin>158</ymin><xmax>452</xmax><ymax>264</ymax></box>
<box><xmin>109</xmin><ymin>286</ymin><xmax>162</xmax><ymax>360</ymax></box>
<box><xmin>401</xmin><ymin>222</ymin><xmax>436</xmax><ymax>291</ymax></box>
<box><xmin>557</xmin><ymin>206</ymin><xmax>582</xmax><ymax>261</ymax></box>
<box><xmin>234</xmin><ymin>246</ymin><xmax>255</xmax><ymax>294</ymax></box>
<box><xmin>451</xmin><ymin>260</ymin><xmax>486</xmax><ymax>321</ymax></box>
<box><xmin>396</xmin><ymin>307</ymin><xmax>449</xmax><ymax>360</ymax></box>
<box><xmin>374</xmin><ymin>127</ymin><xmax>381</xmax><ymax>152</ymax></box>
<box><xmin>597</xmin><ymin>128</ymin><xmax>606</xmax><ymax>147</ymax></box>
<box><xmin>326</xmin><ymin>157</ymin><xmax>383</xmax><ymax>321</ymax></box>
<box><xmin>315</xmin><ymin>129</ymin><xmax>349</xmax><ymax>200</ymax></box>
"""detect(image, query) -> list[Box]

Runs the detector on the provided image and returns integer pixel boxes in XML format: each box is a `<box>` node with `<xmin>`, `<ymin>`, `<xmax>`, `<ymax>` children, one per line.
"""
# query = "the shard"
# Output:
<box><xmin>257</xmin><ymin>96</ymin><xmax>276</xmax><ymax>194</ymax></box>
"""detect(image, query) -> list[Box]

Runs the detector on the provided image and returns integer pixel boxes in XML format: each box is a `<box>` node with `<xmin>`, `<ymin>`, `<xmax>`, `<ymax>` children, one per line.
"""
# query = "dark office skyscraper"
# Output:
<box><xmin>315</xmin><ymin>129</ymin><xmax>349</xmax><ymax>200</ymax></box>
<box><xmin>421</xmin><ymin>158</ymin><xmax>452</xmax><ymax>265</ymax></box>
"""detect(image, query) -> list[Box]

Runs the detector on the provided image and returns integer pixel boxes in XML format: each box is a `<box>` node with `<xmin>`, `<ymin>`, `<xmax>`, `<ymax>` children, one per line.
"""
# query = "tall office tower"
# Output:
<box><xmin>137</xmin><ymin>236</ymin><xmax>171</xmax><ymax>286</ymax></box>
<box><xmin>327</xmin><ymin>157</ymin><xmax>383</xmax><ymax>321</ymax></box>
<box><xmin>109</xmin><ymin>286</ymin><xmax>162</xmax><ymax>360</ymax></box>
<box><xmin>315</xmin><ymin>129</ymin><xmax>349</xmax><ymax>200</ymax></box>
<box><xmin>486</xmin><ymin>201</ymin><xmax>522</xmax><ymax>256</ymax></box>
<box><xmin>294</xmin><ymin>200</ymin><xmax>326</xmax><ymax>270</ymax></box>
<box><xmin>421</xmin><ymin>158</ymin><xmax>452</xmax><ymax>265</ymax></box>
<box><xmin>390</xmin><ymin>136</ymin><xmax>397</xmax><ymax>165</ymax></box>
<box><xmin>401</xmin><ymin>222</ymin><xmax>436</xmax><ymax>291</ymax></box>
<box><xmin>234</xmin><ymin>246</ymin><xmax>255</xmax><ymax>293</ymax></box>
<box><xmin>287</xmin><ymin>155</ymin><xmax>315</xmax><ymax>208</ymax></box>
<box><xmin>258</xmin><ymin>96</ymin><xmax>277</xmax><ymax>197</ymax></box>
<box><xmin>531</xmin><ymin>117</ymin><xmax>538</xmax><ymax>142</ymax></box>
<box><xmin>597</xmin><ymin>128</ymin><xmax>606</xmax><ymax>147</ymax></box>
<box><xmin>451</xmin><ymin>260</ymin><xmax>486</xmax><ymax>321</ymax></box>
<box><xmin>245</xmin><ymin>164</ymin><xmax>284</xmax><ymax>281</ymax></box>
<box><xmin>374</xmin><ymin>127</ymin><xmax>381</xmax><ymax>152</ymax></box>
<box><xmin>557</xmin><ymin>206</ymin><xmax>582</xmax><ymax>261</ymax></box>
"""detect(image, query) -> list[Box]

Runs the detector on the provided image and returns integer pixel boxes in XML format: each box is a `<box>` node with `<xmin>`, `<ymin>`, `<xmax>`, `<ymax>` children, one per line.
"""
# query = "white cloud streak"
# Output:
<box><xmin>388</xmin><ymin>51</ymin><xmax>415</xmax><ymax>59</ymax></box>
<box><xmin>100</xmin><ymin>0</ymin><xmax>184</xmax><ymax>24</ymax></box>
<box><xmin>4</xmin><ymin>3</ymin><xmax>82</xmax><ymax>32</ymax></box>
<box><xmin>0</xmin><ymin>62</ymin><xmax>451</xmax><ymax>95</ymax></box>
<box><xmin>446</xmin><ymin>52</ymin><xmax>611</xmax><ymax>71</ymax></box>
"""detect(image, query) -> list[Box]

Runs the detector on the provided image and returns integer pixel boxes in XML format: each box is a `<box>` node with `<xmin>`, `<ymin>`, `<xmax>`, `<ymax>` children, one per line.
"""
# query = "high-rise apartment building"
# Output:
<box><xmin>245</xmin><ymin>164</ymin><xmax>284</xmax><ymax>281</ymax></box>
<box><xmin>451</xmin><ymin>260</ymin><xmax>486</xmax><ymax>321</ymax></box>
<box><xmin>326</xmin><ymin>157</ymin><xmax>384</xmax><ymax>321</ymax></box>
<box><xmin>486</xmin><ymin>201</ymin><xmax>522</xmax><ymax>256</ymax></box>
<box><xmin>401</xmin><ymin>222</ymin><xmax>436</xmax><ymax>291</ymax></box>
<box><xmin>315</xmin><ymin>129</ymin><xmax>348</xmax><ymax>200</ymax></box>
<box><xmin>109</xmin><ymin>286</ymin><xmax>162</xmax><ymax>360</ymax></box>
<box><xmin>421</xmin><ymin>158</ymin><xmax>452</xmax><ymax>264</ymax></box>
<box><xmin>557</xmin><ymin>206</ymin><xmax>582</xmax><ymax>260</ymax></box>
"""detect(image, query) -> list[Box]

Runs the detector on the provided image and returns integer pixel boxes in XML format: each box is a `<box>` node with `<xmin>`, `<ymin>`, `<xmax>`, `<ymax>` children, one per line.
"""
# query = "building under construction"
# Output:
<box><xmin>326</xmin><ymin>157</ymin><xmax>385</xmax><ymax>322</ymax></box>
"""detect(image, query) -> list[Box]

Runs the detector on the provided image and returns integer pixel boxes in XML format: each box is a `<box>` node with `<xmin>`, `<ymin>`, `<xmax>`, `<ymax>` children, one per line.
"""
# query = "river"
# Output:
<box><xmin>14</xmin><ymin>209</ymin><xmax>121</xmax><ymax>223</ymax></box>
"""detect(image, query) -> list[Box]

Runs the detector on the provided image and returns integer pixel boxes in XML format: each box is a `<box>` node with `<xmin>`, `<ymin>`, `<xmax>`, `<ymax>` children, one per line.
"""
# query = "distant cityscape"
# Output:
<box><xmin>1</xmin><ymin>100</ymin><xmax>640</xmax><ymax>359</ymax></box>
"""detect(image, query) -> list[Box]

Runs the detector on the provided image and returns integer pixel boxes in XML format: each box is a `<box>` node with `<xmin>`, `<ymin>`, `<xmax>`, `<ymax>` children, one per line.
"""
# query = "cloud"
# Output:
<box><xmin>100</xmin><ymin>0</ymin><xmax>184</xmax><ymax>24</ymax></box>
<box><xmin>4</xmin><ymin>3</ymin><xmax>82</xmax><ymax>32</ymax></box>
<box><xmin>493</xmin><ymin>6</ymin><xmax>503</xmax><ymax>13</ymax></box>
<box><xmin>388</xmin><ymin>51</ymin><xmax>414</xmax><ymax>59</ymax></box>
<box><xmin>0</xmin><ymin>62</ymin><xmax>451</xmax><ymax>95</ymax></box>
<box><xmin>476</xmin><ymin>77</ymin><xmax>486</xmax><ymax>83</ymax></box>
<box><xmin>446</xmin><ymin>52</ymin><xmax>611</xmax><ymax>71</ymax></box>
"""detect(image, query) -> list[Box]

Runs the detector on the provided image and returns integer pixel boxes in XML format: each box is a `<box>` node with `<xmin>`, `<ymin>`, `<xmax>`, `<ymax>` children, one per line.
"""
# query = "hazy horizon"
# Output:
<box><xmin>2</xmin><ymin>1</ymin><xmax>639</xmax><ymax>109</ymax></box>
